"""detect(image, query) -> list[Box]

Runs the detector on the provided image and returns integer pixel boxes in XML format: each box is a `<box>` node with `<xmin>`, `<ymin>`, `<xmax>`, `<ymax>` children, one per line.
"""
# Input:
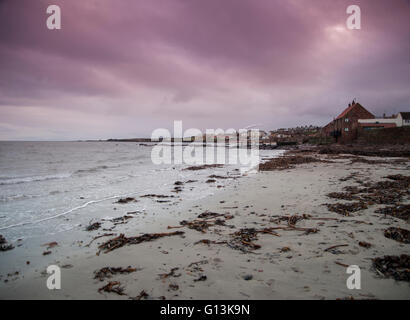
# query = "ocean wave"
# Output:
<box><xmin>0</xmin><ymin>192</ymin><xmax>141</xmax><ymax>231</ymax></box>
<box><xmin>0</xmin><ymin>173</ymin><xmax>71</xmax><ymax>186</ymax></box>
<box><xmin>73</xmin><ymin>164</ymin><xmax>124</xmax><ymax>175</ymax></box>
<box><xmin>0</xmin><ymin>193</ymin><xmax>41</xmax><ymax>203</ymax></box>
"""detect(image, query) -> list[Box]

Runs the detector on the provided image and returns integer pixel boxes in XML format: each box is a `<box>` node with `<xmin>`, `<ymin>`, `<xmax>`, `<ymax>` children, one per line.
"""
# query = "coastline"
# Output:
<box><xmin>0</xmin><ymin>150</ymin><xmax>409</xmax><ymax>300</ymax></box>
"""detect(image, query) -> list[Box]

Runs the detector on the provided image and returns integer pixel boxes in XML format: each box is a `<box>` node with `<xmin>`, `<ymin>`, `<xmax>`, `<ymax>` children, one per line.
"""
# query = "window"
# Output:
<box><xmin>344</xmin><ymin>128</ymin><xmax>349</xmax><ymax>132</ymax></box>
<box><xmin>345</xmin><ymin>118</ymin><xmax>349</xmax><ymax>122</ymax></box>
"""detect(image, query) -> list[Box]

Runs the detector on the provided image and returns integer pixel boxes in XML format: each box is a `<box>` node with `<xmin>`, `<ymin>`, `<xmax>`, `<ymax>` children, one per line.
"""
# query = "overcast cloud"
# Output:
<box><xmin>0</xmin><ymin>0</ymin><xmax>409</xmax><ymax>140</ymax></box>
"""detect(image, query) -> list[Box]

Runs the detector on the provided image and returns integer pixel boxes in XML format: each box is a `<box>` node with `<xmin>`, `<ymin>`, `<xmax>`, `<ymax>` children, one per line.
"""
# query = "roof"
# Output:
<box><xmin>336</xmin><ymin>102</ymin><xmax>370</xmax><ymax>120</ymax></box>
<box><xmin>336</xmin><ymin>104</ymin><xmax>356</xmax><ymax>120</ymax></box>
<box><xmin>399</xmin><ymin>112</ymin><xmax>410</xmax><ymax>120</ymax></box>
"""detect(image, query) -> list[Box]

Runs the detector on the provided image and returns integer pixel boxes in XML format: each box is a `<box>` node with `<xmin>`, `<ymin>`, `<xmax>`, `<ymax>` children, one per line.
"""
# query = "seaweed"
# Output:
<box><xmin>97</xmin><ymin>231</ymin><xmax>185</xmax><ymax>254</ymax></box>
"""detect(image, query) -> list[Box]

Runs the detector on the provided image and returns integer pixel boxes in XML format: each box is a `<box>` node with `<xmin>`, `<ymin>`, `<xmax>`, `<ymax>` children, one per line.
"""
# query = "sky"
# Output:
<box><xmin>0</xmin><ymin>0</ymin><xmax>410</xmax><ymax>140</ymax></box>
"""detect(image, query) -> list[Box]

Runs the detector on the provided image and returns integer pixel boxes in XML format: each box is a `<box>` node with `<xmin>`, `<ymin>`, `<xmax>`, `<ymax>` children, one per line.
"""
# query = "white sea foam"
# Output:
<box><xmin>0</xmin><ymin>173</ymin><xmax>71</xmax><ymax>186</ymax></box>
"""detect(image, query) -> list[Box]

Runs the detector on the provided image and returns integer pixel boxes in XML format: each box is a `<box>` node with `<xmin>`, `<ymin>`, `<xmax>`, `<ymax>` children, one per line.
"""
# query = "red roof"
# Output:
<box><xmin>336</xmin><ymin>103</ymin><xmax>358</xmax><ymax>120</ymax></box>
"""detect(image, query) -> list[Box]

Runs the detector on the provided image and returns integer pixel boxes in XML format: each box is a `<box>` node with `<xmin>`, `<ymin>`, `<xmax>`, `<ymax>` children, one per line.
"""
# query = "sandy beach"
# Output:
<box><xmin>1</xmin><ymin>149</ymin><xmax>409</xmax><ymax>300</ymax></box>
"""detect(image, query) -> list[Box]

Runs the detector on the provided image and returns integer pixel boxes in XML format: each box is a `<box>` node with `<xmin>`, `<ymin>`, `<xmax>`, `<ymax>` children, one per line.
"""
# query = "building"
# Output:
<box><xmin>358</xmin><ymin>111</ymin><xmax>410</xmax><ymax>130</ymax></box>
<box><xmin>397</xmin><ymin>112</ymin><xmax>410</xmax><ymax>126</ymax></box>
<box><xmin>322</xmin><ymin>101</ymin><xmax>375</xmax><ymax>143</ymax></box>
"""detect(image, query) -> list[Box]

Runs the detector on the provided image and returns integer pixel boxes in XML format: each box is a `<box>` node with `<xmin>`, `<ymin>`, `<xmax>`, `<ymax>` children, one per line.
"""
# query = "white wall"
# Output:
<box><xmin>358</xmin><ymin>117</ymin><xmax>401</xmax><ymax>127</ymax></box>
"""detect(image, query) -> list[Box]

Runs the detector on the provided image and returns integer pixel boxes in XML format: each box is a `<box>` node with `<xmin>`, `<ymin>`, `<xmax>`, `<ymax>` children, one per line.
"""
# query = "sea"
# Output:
<box><xmin>0</xmin><ymin>141</ymin><xmax>282</xmax><ymax>243</ymax></box>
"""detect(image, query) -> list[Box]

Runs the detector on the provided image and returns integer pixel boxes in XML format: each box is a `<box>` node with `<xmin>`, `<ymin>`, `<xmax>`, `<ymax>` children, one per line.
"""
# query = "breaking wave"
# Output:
<box><xmin>0</xmin><ymin>173</ymin><xmax>71</xmax><ymax>186</ymax></box>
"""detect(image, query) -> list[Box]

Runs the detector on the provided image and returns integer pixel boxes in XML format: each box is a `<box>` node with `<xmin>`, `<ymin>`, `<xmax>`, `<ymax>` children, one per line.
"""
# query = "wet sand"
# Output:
<box><xmin>1</xmin><ymin>152</ymin><xmax>409</xmax><ymax>299</ymax></box>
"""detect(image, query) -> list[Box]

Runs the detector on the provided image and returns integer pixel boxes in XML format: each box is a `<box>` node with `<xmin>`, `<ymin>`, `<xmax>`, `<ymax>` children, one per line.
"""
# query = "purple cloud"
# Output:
<box><xmin>0</xmin><ymin>0</ymin><xmax>409</xmax><ymax>140</ymax></box>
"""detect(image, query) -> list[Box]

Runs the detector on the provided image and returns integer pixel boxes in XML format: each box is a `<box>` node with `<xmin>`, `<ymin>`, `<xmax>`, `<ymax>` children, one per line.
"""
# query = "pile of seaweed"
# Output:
<box><xmin>94</xmin><ymin>266</ymin><xmax>138</xmax><ymax>281</ymax></box>
<box><xmin>259</xmin><ymin>155</ymin><xmax>322</xmax><ymax>171</ymax></box>
<box><xmin>184</xmin><ymin>164</ymin><xmax>223</xmax><ymax>171</ymax></box>
<box><xmin>375</xmin><ymin>204</ymin><xmax>410</xmax><ymax>221</ymax></box>
<box><xmin>325</xmin><ymin>202</ymin><xmax>368</xmax><ymax>216</ymax></box>
<box><xmin>384</xmin><ymin>227</ymin><xmax>410</xmax><ymax>244</ymax></box>
<box><xmin>97</xmin><ymin>231</ymin><xmax>185</xmax><ymax>254</ymax></box>
<box><xmin>168</xmin><ymin>212</ymin><xmax>235</xmax><ymax>233</ymax></box>
<box><xmin>325</xmin><ymin>174</ymin><xmax>410</xmax><ymax>216</ymax></box>
<box><xmin>373</xmin><ymin>255</ymin><xmax>410</xmax><ymax>282</ymax></box>
<box><xmin>0</xmin><ymin>235</ymin><xmax>14</xmax><ymax>252</ymax></box>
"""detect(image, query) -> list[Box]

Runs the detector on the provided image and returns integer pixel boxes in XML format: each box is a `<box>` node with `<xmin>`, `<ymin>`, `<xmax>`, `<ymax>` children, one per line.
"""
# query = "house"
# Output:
<box><xmin>397</xmin><ymin>112</ymin><xmax>410</xmax><ymax>126</ymax></box>
<box><xmin>358</xmin><ymin>111</ymin><xmax>410</xmax><ymax>129</ymax></box>
<box><xmin>322</xmin><ymin>101</ymin><xmax>375</xmax><ymax>143</ymax></box>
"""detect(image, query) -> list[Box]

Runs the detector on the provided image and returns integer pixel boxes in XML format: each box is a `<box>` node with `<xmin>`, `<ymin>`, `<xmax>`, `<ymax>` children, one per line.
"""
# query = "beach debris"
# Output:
<box><xmin>116</xmin><ymin>197</ymin><xmax>137</xmax><ymax>204</ymax></box>
<box><xmin>98</xmin><ymin>281</ymin><xmax>125</xmax><ymax>295</ymax></box>
<box><xmin>259</xmin><ymin>155</ymin><xmax>322</xmax><ymax>171</ymax></box>
<box><xmin>0</xmin><ymin>235</ymin><xmax>14</xmax><ymax>252</ymax></box>
<box><xmin>42</xmin><ymin>241</ymin><xmax>58</xmax><ymax>249</ymax></box>
<box><xmin>228</xmin><ymin>228</ymin><xmax>261</xmax><ymax>252</ymax></box>
<box><xmin>208</xmin><ymin>175</ymin><xmax>231</xmax><ymax>179</ymax></box>
<box><xmin>197</xmin><ymin>211</ymin><xmax>223</xmax><ymax>219</ymax></box>
<box><xmin>172</xmin><ymin>186</ymin><xmax>183</xmax><ymax>193</ymax></box>
<box><xmin>270</xmin><ymin>213</ymin><xmax>319</xmax><ymax>225</ymax></box>
<box><xmin>170</xmin><ymin>213</ymin><xmax>235</xmax><ymax>233</ymax></box>
<box><xmin>184</xmin><ymin>164</ymin><xmax>223</xmax><ymax>171</ymax></box>
<box><xmin>194</xmin><ymin>239</ymin><xmax>227</xmax><ymax>246</ymax></box>
<box><xmin>349</xmin><ymin>157</ymin><xmax>392</xmax><ymax>165</ymax></box>
<box><xmin>206</xmin><ymin>179</ymin><xmax>216</xmax><ymax>183</ymax></box>
<box><xmin>258</xmin><ymin>228</ymin><xmax>281</xmax><ymax>237</ymax></box>
<box><xmin>179</xmin><ymin>219</ymin><xmax>212</xmax><ymax>233</ymax></box>
<box><xmin>318</xmin><ymin>145</ymin><xmax>410</xmax><ymax>158</ymax></box>
<box><xmin>324</xmin><ymin>244</ymin><xmax>348</xmax><ymax>254</ymax></box>
<box><xmin>94</xmin><ymin>266</ymin><xmax>138</xmax><ymax>281</ymax></box>
<box><xmin>130</xmin><ymin>290</ymin><xmax>149</xmax><ymax>300</ymax></box>
<box><xmin>280</xmin><ymin>247</ymin><xmax>291</xmax><ymax>252</ymax></box>
<box><xmin>0</xmin><ymin>243</ymin><xmax>14</xmax><ymax>252</ymax></box>
<box><xmin>97</xmin><ymin>231</ymin><xmax>185</xmax><ymax>254</ymax></box>
<box><xmin>339</xmin><ymin>172</ymin><xmax>360</xmax><ymax>182</ymax></box>
<box><xmin>335</xmin><ymin>261</ymin><xmax>349</xmax><ymax>268</ymax></box>
<box><xmin>267</xmin><ymin>215</ymin><xmax>320</xmax><ymax>235</ymax></box>
<box><xmin>141</xmin><ymin>194</ymin><xmax>175</xmax><ymax>198</ymax></box>
<box><xmin>327</xmin><ymin>175</ymin><xmax>409</xmax><ymax>210</ymax></box>
<box><xmin>174</xmin><ymin>181</ymin><xmax>184</xmax><ymax>185</ymax></box>
<box><xmin>385</xmin><ymin>174</ymin><xmax>410</xmax><ymax>182</ymax></box>
<box><xmin>42</xmin><ymin>251</ymin><xmax>52</xmax><ymax>255</ymax></box>
<box><xmin>110</xmin><ymin>215</ymin><xmax>134</xmax><ymax>225</ymax></box>
<box><xmin>375</xmin><ymin>204</ymin><xmax>409</xmax><ymax>221</ymax></box>
<box><xmin>373</xmin><ymin>255</ymin><xmax>410</xmax><ymax>282</ymax></box>
<box><xmin>168</xmin><ymin>283</ymin><xmax>179</xmax><ymax>291</ymax></box>
<box><xmin>193</xmin><ymin>275</ymin><xmax>207</xmax><ymax>282</ymax></box>
<box><xmin>84</xmin><ymin>233</ymin><xmax>116</xmax><ymax>247</ymax></box>
<box><xmin>85</xmin><ymin>221</ymin><xmax>101</xmax><ymax>231</ymax></box>
<box><xmin>158</xmin><ymin>267</ymin><xmax>181</xmax><ymax>279</ymax></box>
<box><xmin>384</xmin><ymin>227</ymin><xmax>410</xmax><ymax>244</ymax></box>
<box><xmin>358</xmin><ymin>241</ymin><xmax>372</xmax><ymax>248</ymax></box>
<box><xmin>325</xmin><ymin>202</ymin><xmax>368</xmax><ymax>216</ymax></box>
<box><xmin>242</xmin><ymin>274</ymin><xmax>253</xmax><ymax>281</ymax></box>
<box><xmin>327</xmin><ymin>192</ymin><xmax>359</xmax><ymax>201</ymax></box>
<box><xmin>187</xmin><ymin>260</ymin><xmax>209</xmax><ymax>269</ymax></box>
